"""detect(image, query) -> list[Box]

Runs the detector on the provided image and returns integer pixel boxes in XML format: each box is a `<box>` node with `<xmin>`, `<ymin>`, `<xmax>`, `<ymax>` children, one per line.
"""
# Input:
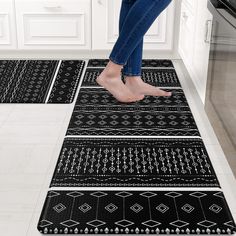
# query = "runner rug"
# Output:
<box><xmin>87</xmin><ymin>59</ymin><xmax>174</xmax><ymax>68</ymax></box>
<box><xmin>50</xmin><ymin>137</ymin><xmax>219</xmax><ymax>187</ymax></box>
<box><xmin>0</xmin><ymin>60</ymin><xmax>85</xmax><ymax>103</ymax></box>
<box><xmin>37</xmin><ymin>59</ymin><xmax>236</xmax><ymax>234</ymax></box>
<box><xmin>38</xmin><ymin>190</ymin><xmax>235</xmax><ymax>234</ymax></box>
<box><xmin>66</xmin><ymin>88</ymin><xmax>200</xmax><ymax>136</ymax></box>
<box><xmin>82</xmin><ymin>68</ymin><xmax>180</xmax><ymax>87</ymax></box>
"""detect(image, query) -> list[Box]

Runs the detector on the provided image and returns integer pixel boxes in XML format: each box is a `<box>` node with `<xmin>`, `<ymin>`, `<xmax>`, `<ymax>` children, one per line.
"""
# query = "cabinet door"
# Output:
<box><xmin>0</xmin><ymin>0</ymin><xmax>17</xmax><ymax>49</ymax></box>
<box><xmin>15</xmin><ymin>0</ymin><xmax>91</xmax><ymax>49</ymax></box>
<box><xmin>192</xmin><ymin>0</ymin><xmax>212</xmax><ymax>103</ymax></box>
<box><xmin>182</xmin><ymin>0</ymin><xmax>197</xmax><ymax>14</ymax></box>
<box><xmin>178</xmin><ymin>1</ymin><xmax>196</xmax><ymax>67</ymax></box>
<box><xmin>92</xmin><ymin>0</ymin><xmax>175</xmax><ymax>50</ymax></box>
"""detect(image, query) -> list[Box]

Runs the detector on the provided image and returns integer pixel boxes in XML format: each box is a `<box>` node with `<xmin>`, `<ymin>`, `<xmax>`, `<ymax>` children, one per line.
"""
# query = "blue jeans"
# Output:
<box><xmin>109</xmin><ymin>0</ymin><xmax>172</xmax><ymax>76</ymax></box>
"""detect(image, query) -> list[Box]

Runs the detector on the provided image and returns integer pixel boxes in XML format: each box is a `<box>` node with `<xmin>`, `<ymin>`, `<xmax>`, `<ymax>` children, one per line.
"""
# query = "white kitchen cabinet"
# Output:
<box><xmin>178</xmin><ymin>1</ymin><xmax>196</xmax><ymax>67</ymax></box>
<box><xmin>192</xmin><ymin>0</ymin><xmax>212</xmax><ymax>103</ymax></box>
<box><xmin>14</xmin><ymin>0</ymin><xmax>91</xmax><ymax>49</ymax></box>
<box><xmin>0</xmin><ymin>0</ymin><xmax>17</xmax><ymax>49</ymax></box>
<box><xmin>182</xmin><ymin>0</ymin><xmax>197</xmax><ymax>14</ymax></box>
<box><xmin>92</xmin><ymin>0</ymin><xmax>176</xmax><ymax>51</ymax></box>
<box><xmin>0</xmin><ymin>0</ymin><xmax>179</xmax><ymax>54</ymax></box>
<box><xmin>178</xmin><ymin>0</ymin><xmax>212</xmax><ymax>104</ymax></box>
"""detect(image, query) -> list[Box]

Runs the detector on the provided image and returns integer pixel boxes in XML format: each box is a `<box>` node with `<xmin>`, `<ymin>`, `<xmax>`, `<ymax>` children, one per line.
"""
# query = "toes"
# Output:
<box><xmin>165</xmin><ymin>91</ymin><xmax>172</xmax><ymax>97</ymax></box>
<box><xmin>156</xmin><ymin>89</ymin><xmax>172</xmax><ymax>97</ymax></box>
<box><xmin>140</xmin><ymin>94</ymin><xmax>145</xmax><ymax>100</ymax></box>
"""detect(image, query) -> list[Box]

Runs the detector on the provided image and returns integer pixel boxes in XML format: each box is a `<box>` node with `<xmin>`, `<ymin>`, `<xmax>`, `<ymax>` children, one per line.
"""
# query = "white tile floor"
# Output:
<box><xmin>0</xmin><ymin>59</ymin><xmax>235</xmax><ymax>236</ymax></box>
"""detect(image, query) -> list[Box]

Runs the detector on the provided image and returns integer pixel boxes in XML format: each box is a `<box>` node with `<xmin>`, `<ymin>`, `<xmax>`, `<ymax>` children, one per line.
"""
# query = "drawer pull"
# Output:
<box><xmin>44</xmin><ymin>5</ymin><xmax>61</xmax><ymax>9</ymax></box>
<box><xmin>182</xmin><ymin>12</ymin><xmax>188</xmax><ymax>20</ymax></box>
<box><xmin>43</xmin><ymin>1</ymin><xmax>61</xmax><ymax>9</ymax></box>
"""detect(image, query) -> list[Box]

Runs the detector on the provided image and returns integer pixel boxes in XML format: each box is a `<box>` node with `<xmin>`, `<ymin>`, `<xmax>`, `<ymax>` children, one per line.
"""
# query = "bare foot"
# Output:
<box><xmin>96</xmin><ymin>70</ymin><xmax>144</xmax><ymax>103</ymax></box>
<box><xmin>124</xmin><ymin>76</ymin><xmax>172</xmax><ymax>97</ymax></box>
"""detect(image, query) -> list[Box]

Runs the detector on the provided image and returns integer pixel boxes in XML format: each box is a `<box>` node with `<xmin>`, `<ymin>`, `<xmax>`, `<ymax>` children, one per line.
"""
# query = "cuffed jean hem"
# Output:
<box><xmin>123</xmin><ymin>73</ymin><xmax>141</xmax><ymax>76</ymax></box>
<box><xmin>109</xmin><ymin>56</ymin><xmax>126</xmax><ymax>66</ymax></box>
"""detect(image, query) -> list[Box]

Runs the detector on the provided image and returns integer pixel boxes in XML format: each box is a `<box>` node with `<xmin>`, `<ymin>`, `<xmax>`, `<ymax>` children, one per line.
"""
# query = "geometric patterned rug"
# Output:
<box><xmin>37</xmin><ymin>59</ymin><xmax>236</xmax><ymax>234</ymax></box>
<box><xmin>38</xmin><ymin>190</ymin><xmax>235</xmax><ymax>235</ymax></box>
<box><xmin>0</xmin><ymin>60</ymin><xmax>85</xmax><ymax>103</ymax></box>
<box><xmin>83</xmin><ymin>57</ymin><xmax>178</xmax><ymax>88</ymax></box>
<box><xmin>87</xmin><ymin>59</ymin><xmax>174</xmax><ymax>68</ymax></box>
<box><xmin>81</xmin><ymin>68</ymin><xmax>181</xmax><ymax>87</ymax></box>
<box><xmin>50</xmin><ymin>137</ymin><xmax>220</xmax><ymax>187</ymax></box>
<box><xmin>66</xmin><ymin>88</ymin><xmax>200</xmax><ymax>136</ymax></box>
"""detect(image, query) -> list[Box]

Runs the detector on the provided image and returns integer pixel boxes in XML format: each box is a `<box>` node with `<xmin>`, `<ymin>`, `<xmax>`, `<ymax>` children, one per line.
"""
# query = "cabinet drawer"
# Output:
<box><xmin>15</xmin><ymin>0</ymin><xmax>91</xmax><ymax>49</ymax></box>
<box><xmin>15</xmin><ymin>0</ymin><xmax>90</xmax><ymax>13</ymax></box>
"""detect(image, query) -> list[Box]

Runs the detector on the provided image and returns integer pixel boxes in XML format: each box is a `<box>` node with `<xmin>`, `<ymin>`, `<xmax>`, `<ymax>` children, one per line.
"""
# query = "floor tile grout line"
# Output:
<box><xmin>44</xmin><ymin>60</ymin><xmax>62</xmax><ymax>103</ymax></box>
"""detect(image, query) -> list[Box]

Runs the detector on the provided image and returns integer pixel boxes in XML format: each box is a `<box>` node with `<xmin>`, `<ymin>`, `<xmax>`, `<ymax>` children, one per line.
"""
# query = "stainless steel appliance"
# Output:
<box><xmin>205</xmin><ymin>0</ymin><xmax>236</xmax><ymax>175</ymax></box>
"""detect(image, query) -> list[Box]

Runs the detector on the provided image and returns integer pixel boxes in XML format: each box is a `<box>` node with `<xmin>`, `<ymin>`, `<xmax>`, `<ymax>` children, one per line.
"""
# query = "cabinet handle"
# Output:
<box><xmin>44</xmin><ymin>5</ymin><xmax>61</xmax><ymax>9</ymax></box>
<box><xmin>43</xmin><ymin>0</ymin><xmax>61</xmax><ymax>9</ymax></box>
<box><xmin>204</xmin><ymin>20</ymin><xmax>212</xmax><ymax>43</ymax></box>
<box><xmin>182</xmin><ymin>12</ymin><xmax>188</xmax><ymax>20</ymax></box>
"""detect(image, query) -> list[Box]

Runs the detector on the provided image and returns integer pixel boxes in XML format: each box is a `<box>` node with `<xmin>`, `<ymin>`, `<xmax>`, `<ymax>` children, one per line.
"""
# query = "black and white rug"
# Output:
<box><xmin>72</xmin><ymin>88</ymin><xmax>189</xmax><ymax>109</ymax></box>
<box><xmin>81</xmin><ymin>68</ymin><xmax>181</xmax><ymax>88</ymax></box>
<box><xmin>87</xmin><ymin>59</ymin><xmax>174</xmax><ymax>68</ymax></box>
<box><xmin>50</xmin><ymin>137</ymin><xmax>219</xmax><ymax>187</ymax></box>
<box><xmin>0</xmin><ymin>60</ymin><xmax>85</xmax><ymax>103</ymax></box>
<box><xmin>37</xmin><ymin>59</ymin><xmax>236</xmax><ymax>234</ymax></box>
<box><xmin>66</xmin><ymin>88</ymin><xmax>200</xmax><ymax>136</ymax></box>
<box><xmin>38</xmin><ymin>190</ymin><xmax>236</xmax><ymax>234</ymax></box>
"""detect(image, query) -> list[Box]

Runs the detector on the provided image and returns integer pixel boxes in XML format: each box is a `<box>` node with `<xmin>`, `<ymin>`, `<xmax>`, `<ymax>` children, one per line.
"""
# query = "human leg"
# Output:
<box><xmin>109</xmin><ymin>0</ymin><xmax>172</xmax><ymax>65</ymax></box>
<box><xmin>96</xmin><ymin>0</ymin><xmax>173</xmax><ymax>101</ymax></box>
<box><xmin>116</xmin><ymin>0</ymin><xmax>173</xmax><ymax>96</ymax></box>
<box><xmin>96</xmin><ymin>0</ymin><xmax>145</xmax><ymax>103</ymax></box>
<box><xmin>119</xmin><ymin>0</ymin><xmax>144</xmax><ymax>77</ymax></box>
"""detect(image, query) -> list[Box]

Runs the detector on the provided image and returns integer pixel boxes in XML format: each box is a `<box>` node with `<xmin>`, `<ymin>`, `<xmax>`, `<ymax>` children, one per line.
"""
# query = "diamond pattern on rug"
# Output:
<box><xmin>0</xmin><ymin>59</ymin><xmax>85</xmax><ymax>103</ymax></box>
<box><xmin>81</xmin><ymin>68</ymin><xmax>181</xmax><ymax>87</ymax></box>
<box><xmin>37</xmin><ymin>190</ymin><xmax>236</xmax><ymax>234</ymax></box>
<box><xmin>66</xmin><ymin>88</ymin><xmax>200</xmax><ymax>136</ymax></box>
<box><xmin>37</xmin><ymin>59</ymin><xmax>235</xmax><ymax>235</ymax></box>
<box><xmin>47</xmin><ymin>60</ymin><xmax>85</xmax><ymax>103</ymax></box>
<box><xmin>73</xmin><ymin>88</ymin><xmax>190</xmax><ymax>110</ymax></box>
<box><xmin>0</xmin><ymin>60</ymin><xmax>58</xmax><ymax>103</ymax></box>
<box><xmin>87</xmin><ymin>59</ymin><xmax>174</xmax><ymax>68</ymax></box>
<box><xmin>50</xmin><ymin>137</ymin><xmax>219</xmax><ymax>187</ymax></box>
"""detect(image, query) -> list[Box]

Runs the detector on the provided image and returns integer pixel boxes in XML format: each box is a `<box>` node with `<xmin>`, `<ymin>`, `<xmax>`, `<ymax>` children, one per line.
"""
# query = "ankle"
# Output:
<box><xmin>103</xmin><ymin>66</ymin><xmax>121</xmax><ymax>78</ymax></box>
<box><xmin>125</xmin><ymin>76</ymin><xmax>142</xmax><ymax>83</ymax></box>
<box><xmin>103</xmin><ymin>71</ymin><xmax>121</xmax><ymax>80</ymax></box>
<box><xmin>105</xmin><ymin>60</ymin><xmax>122</xmax><ymax>73</ymax></box>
